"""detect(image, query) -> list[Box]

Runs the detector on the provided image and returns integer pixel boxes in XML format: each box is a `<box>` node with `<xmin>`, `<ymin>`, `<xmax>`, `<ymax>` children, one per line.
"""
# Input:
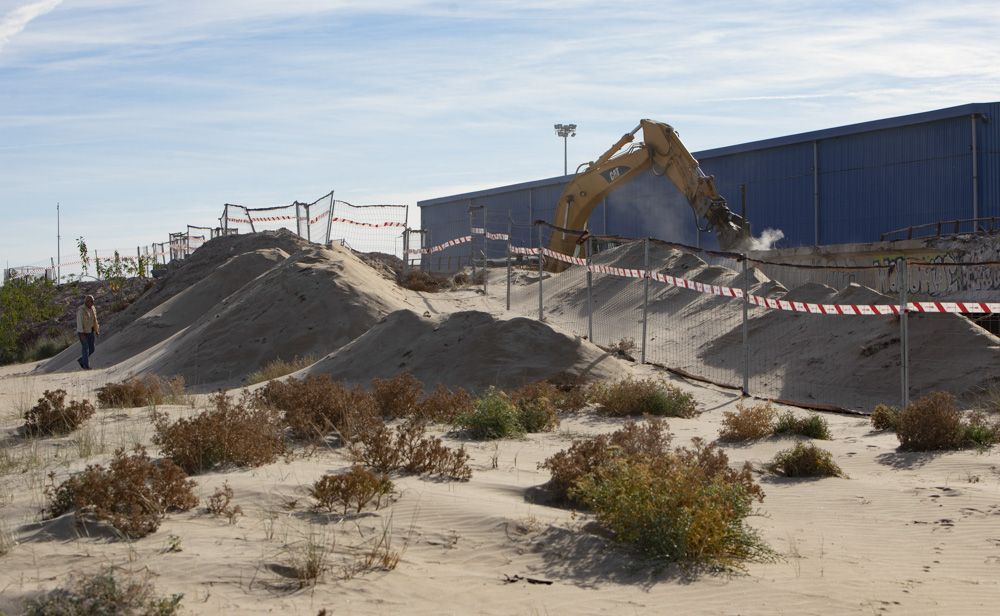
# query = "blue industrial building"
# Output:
<box><xmin>417</xmin><ymin>102</ymin><xmax>999</xmax><ymax>267</ymax></box>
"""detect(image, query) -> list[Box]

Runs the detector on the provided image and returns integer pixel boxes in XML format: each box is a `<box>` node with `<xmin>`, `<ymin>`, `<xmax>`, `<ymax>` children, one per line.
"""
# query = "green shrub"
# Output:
<box><xmin>896</xmin><ymin>392</ymin><xmax>964</xmax><ymax>451</ymax></box>
<box><xmin>767</xmin><ymin>442</ymin><xmax>845</xmax><ymax>478</ymax></box>
<box><xmin>24</xmin><ymin>568</ymin><xmax>182</xmax><ymax>616</ymax></box>
<box><xmin>717</xmin><ymin>401</ymin><xmax>777</xmax><ymax>442</ymax></box>
<box><xmin>23</xmin><ymin>390</ymin><xmax>95</xmax><ymax>436</ymax></box>
<box><xmin>569</xmin><ymin>438</ymin><xmax>771</xmax><ymax>570</ymax></box>
<box><xmin>21</xmin><ymin>331</ymin><xmax>76</xmax><ymax>363</ymax></box>
<box><xmin>589</xmin><ymin>377</ymin><xmax>697</xmax><ymax>418</ymax></box>
<box><xmin>870</xmin><ymin>404</ymin><xmax>901</xmax><ymax>431</ymax></box>
<box><xmin>539</xmin><ymin>418</ymin><xmax>672</xmax><ymax>504</ymax></box>
<box><xmin>516</xmin><ymin>396</ymin><xmax>560</xmax><ymax>433</ymax></box>
<box><xmin>773</xmin><ymin>411</ymin><xmax>831</xmax><ymax>440</ymax></box>
<box><xmin>247</xmin><ymin>355</ymin><xmax>315</xmax><ymax>384</ymax></box>
<box><xmin>152</xmin><ymin>392</ymin><xmax>286</xmax><ymax>474</ymax></box>
<box><xmin>0</xmin><ymin>274</ymin><xmax>61</xmax><ymax>365</ymax></box>
<box><xmin>455</xmin><ymin>387</ymin><xmax>524</xmax><ymax>439</ymax></box>
<box><xmin>963</xmin><ymin>411</ymin><xmax>1000</xmax><ymax>450</ymax></box>
<box><xmin>310</xmin><ymin>466</ymin><xmax>394</xmax><ymax>514</ymax></box>
<box><xmin>44</xmin><ymin>446</ymin><xmax>198</xmax><ymax>539</ymax></box>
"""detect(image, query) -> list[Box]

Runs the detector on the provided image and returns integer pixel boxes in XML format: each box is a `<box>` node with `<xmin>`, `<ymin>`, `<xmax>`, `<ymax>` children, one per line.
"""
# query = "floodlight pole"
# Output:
<box><xmin>554</xmin><ymin>123</ymin><xmax>577</xmax><ymax>176</ymax></box>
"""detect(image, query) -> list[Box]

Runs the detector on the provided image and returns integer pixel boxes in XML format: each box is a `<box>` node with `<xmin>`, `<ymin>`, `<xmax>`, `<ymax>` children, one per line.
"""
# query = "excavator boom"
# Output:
<box><xmin>547</xmin><ymin>119</ymin><xmax>750</xmax><ymax>266</ymax></box>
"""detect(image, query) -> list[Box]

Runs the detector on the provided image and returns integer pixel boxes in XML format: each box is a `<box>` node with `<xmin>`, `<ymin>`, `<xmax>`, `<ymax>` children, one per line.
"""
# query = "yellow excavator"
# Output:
<box><xmin>546</xmin><ymin>119</ymin><xmax>751</xmax><ymax>269</ymax></box>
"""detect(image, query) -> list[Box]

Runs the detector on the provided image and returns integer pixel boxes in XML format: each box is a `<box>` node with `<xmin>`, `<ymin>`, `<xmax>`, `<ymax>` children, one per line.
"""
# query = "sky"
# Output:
<box><xmin>1</xmin><ymin>0</ymin><xmax>998</xmax><ymax>272</ymax></box>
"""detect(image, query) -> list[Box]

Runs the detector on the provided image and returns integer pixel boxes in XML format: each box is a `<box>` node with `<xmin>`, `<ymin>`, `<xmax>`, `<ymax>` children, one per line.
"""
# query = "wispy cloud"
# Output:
<box><xmin>0</xmin><ymin>0</ymin><xmax>61</xmax><ymax>53</ymax></box>
<box><xmin>1</xmin><ymin>1</ymin><xmax>998</xmax><ymax>267</ymax></box>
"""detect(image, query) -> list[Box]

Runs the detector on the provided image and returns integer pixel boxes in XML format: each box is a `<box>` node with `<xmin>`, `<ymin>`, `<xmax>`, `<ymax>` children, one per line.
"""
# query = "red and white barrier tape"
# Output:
<box><xmin>510</xmin><ymin>246</ymin><xmax>540</xmax><ymax>256</ymax></box>
<box><xmin>407</xmin><ymin>235</ymin><xmax>473</xmax><ymax>255</ymax></box>
<box><xmin>471</xmin><ymin>227</ymin><xmax>485</xmax><ymax>235</ymax></box>
<box><xmin>330</xmin><ymin>216</ymin><xmax>405</xmax><ymax>228</ymax></box>
<box><xmin>486</xmin><ymin>232</ymin><xmax>509</xmax><ymax>241</ymax></box>
<box><xmin>227</xmin><ymin>212</ymin><xmax>403</xmax><ymax>228</ymax></box>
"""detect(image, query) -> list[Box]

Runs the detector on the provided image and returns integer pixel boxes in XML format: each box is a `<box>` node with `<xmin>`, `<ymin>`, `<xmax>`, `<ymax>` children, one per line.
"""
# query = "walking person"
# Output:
<box><xmin>76</xmin><ymin>294</ymin><xmax>100</xmax><ymax>370</ymax></box>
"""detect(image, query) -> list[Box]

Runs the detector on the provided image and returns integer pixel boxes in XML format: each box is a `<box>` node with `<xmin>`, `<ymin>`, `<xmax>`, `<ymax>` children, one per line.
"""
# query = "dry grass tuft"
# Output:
<box><xmin>45</xmin><ymin>446</ymin><xmax>198</xmax><ymax>539</ymax></box>
<box><xmin>398</xmin><ymin>270</ymin><xmax>450</xmax><ymax>292</ymax></box>
<box><xmin>153</xmin><ymin>392</ymin><xmax>286</xmax><ymax>474</ymax></box>
<box><xmin>768</xmin><ymin>442</ymin><xmax>845</xmax><ymax>478</ymax></box>
<box><xmin>206</xmin><ymin>481</ymin><xmax>243</xmax><ymax>524</ymax></box>
<box><xmin>96</xmin><ymin>375</ymin><xmax>186</xmax><ymax>408</ymax></box>
<box><xmin>718</xmin><ymin>401</ymin><xmax>778</xmax><ymax>442</ymax></box>
<box><xmin>24</xmin><ymin>568</ymin><xmax>183</xmax><ymax>616</ymax></box>
<box><xmin>23</xmin><ymin>390</ymin><xmax>95</xmax><ymax>436</ymax></box>
<box><xmin>589</xmin><ymin>377</ymin><xmax>697</xmax><ymax>418</ymax></box>
<box><xmin>310</xmin><ymin>466</ymin><xmax>394</xmax><ymax>514</ymax></box>
<box><xmin>247</xmin><ymin>356</ymin><xmax>315</xmax><ymax>385</ymax></box>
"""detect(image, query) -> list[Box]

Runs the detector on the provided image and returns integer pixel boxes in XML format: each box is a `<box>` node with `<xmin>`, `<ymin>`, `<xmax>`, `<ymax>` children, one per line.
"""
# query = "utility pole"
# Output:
<box><xmin>554</xmin><ymin>123</ymin><xmax>577</xmax><ymax>175</ymax></box>
<box><xmin>56</xmin><ymin>202</ymin><xmax>61</xmax><ymax>284</ymax></box>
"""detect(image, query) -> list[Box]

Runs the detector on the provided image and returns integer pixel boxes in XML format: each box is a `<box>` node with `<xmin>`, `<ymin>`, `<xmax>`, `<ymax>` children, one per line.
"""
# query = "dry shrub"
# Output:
<box><xmin>569</xmin><ymin>437</ymin><xmax>770</xmax><ymax>570</ymax></box>
<box><xmin>416</xmin><ymin>384</ymin><xmax>474</xmax><ymax>423</ymax></box>
<box><xmin>247</xmin><ymin>356</ymin><xmax>315</xmax><ymax>385</ymax></box>
<box><xmin>205</xmin><ymin>481</ymin><xmax>243</xmax><ymax>523</ymax></box>
<box><xmin>351</xmin><ymin>420</ymin><xmax>471</xmax><ymax>480</ymax></box>
<box><xmin>23</xmin><ymin>389</ymin><xmax>95</xmax><ymax>436</ymax></box>
<box><xmin>896</xmin><ymin>392</ymin><xmax>964</xmax><ymax>451</ymax></box>
<box><xmin>718</xmin><ymin>401</ymin><xmax>778</xmax><ymax>442</ymax></box>
<box><xmin>153</xmin><ymin>392</ymin><xmax>286</xmax><ymax>474</ymax></box>
<box><xmin>539</xmin><ymin>418</ymin><xmax>671</xmax><ymax>504</ymax></box>
<box><xmin>768</xmin><ymin>442</ymin><xmax>845</xmax><ymax>478</ymax></box>
<box><xmin>371</xmin><ymin>372</ymin><xmax>423</xmax><ymax>418</ymax></box>
<box><xmin>870</xmin><ymin>404</ymin><xmax>901</xmax><ymax>431</ymax></box>
<box><xmin>773</xmin><ymin>411</ymin><xmax>831</xmax><ymax>440</ymax></box>
<box><xmin>45</xmin><ymin>446</ymin><xmax>197</xmax><ymax>539</ymax></box>
<box><xmin>310</xmin><ymin>466</ymin><xmax>394</xmax><ymax>514</ymax></box>
<box><xmin>24</xmin><ymin>568</ymin><xmax>183</xmax><ymax>616</ymax></box>
<box><xmin>96</xmin><ymin>375</ymin><xmax>186</xmax><ymax>408</ymax></box>
<box><xmin>398</xmin><ymin>270</ymin><xmax>450</xmax><ymax>292</ymax></box>
<box><xmin>257</xmin><ymin>375</ymin><xmax>379</xmax><ymax>442</ymax></box>
<box><xmin>511</xmin><ymin>379</ymin><xmax>586</xmax><ymax>415</ymax></box>
<box><xmin>589</xmin><ymin>377</ymin><xmax>697</xmax><ymax>418</ymax></box>
<box><xmin>509</xmin><ymin>382</ymin><xmax>561</xmax><ymax>432</ymax></box>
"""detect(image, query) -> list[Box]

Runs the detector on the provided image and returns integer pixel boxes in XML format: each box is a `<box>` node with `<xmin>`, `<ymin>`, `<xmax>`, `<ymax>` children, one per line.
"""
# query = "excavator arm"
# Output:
<box><xmin>547</xmin><ymin>119</ymin><xmax>750</xmax><ymax>266</ymax></box>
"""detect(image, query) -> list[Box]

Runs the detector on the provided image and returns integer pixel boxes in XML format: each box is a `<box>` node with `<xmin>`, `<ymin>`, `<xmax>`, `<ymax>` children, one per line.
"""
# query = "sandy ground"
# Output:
<box><xmin>3</xmin><ymin>234</ymin><xmax>1000</xmax><ymax>614</ymax></box>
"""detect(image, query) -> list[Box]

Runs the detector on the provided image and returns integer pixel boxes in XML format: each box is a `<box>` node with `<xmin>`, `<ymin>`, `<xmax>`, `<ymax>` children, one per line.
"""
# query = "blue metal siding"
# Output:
<box><xmin>419</xmin><ymin>103</ymin><xmax>1000</xmax><ymax>256</ymax></box>
<box><xmin>817</xmin><ymin>116</ymin><xmax>972</xmax><ymax>244</ymax></box>
<box><xmin>979</xmin><ymin>103</ymin><xmax>1000</xmax><ymax>219</ymax></box>
<box><xmin>702</xmin><ymin>142</ymin><xmax>815</xmax><ymax>247</ymax></box>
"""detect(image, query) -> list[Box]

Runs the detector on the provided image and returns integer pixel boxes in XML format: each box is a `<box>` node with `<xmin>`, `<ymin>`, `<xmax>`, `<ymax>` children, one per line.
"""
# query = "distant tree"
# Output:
<box><xmin>0</xmin><ymin>274</ymin><xmax>62</xmax><ymax>364</ymax></box>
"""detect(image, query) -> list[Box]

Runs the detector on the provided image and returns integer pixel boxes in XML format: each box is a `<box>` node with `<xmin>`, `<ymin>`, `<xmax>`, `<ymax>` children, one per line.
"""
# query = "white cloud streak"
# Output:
<box><xmin>0</xmin><ymin>0</ymin><xmax>60</xmax><ymax>53</ymax></box>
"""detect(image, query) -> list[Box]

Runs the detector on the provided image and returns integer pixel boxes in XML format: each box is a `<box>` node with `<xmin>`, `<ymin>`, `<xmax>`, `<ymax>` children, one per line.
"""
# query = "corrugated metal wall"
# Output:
<box><xmin>419</xmin><ymin>103</ymin><xmax>999</xmax><ymax>269</ymax></box>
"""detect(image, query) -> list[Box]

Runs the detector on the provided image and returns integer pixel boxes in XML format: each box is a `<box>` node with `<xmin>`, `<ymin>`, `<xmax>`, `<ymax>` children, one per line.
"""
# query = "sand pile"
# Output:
<box><xmin>299</xmin><ymin>309</ymin><xmax>630</xmax><ymax>391</ymax></box>
<box><xmin>512</xmin><ymin>240</ymin><xmax>1000</xmax><ymax>410</ymax></box>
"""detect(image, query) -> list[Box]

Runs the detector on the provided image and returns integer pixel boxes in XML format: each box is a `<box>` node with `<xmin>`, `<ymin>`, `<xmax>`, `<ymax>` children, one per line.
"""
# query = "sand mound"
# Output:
<box><xmin>112</xmin><ymin>243</ymin><xmax>413</xmax><ymax>390</ymax></box>
<box><xmin>42</xmin><ymin>247</ymin><xmax>289</xmax><ymax>372</ymax></box>
<box><xmin>299</xmin><ymin>309</ymin><xmax>630</xmax><ymax>391</ymax></box>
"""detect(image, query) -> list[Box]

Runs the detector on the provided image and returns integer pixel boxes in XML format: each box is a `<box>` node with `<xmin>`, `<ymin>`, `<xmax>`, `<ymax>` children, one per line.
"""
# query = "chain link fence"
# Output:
<box><xmin>488</xmin><ymin>222</ymin><xmax>1000</xmax><ymax>412</ymax></box>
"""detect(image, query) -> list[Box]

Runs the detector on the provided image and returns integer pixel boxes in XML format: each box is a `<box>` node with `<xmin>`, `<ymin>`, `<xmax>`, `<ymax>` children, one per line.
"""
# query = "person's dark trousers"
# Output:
<box><xmin>78</xmin><ymin>332</ymin><xmax>95</xmax><ymax>369</ymax></box>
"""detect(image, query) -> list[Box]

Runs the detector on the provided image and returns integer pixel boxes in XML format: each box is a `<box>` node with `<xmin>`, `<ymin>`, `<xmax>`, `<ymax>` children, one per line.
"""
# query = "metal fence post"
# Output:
<box><xmin>899</xmin><ymin>258</ymin><xmax>910</xmax><ymax>408</ymax></box>
<box><xmin>742</xmin><ymin>254</ymin><xmax>750</xmax><ymax>396</ymax></box>
<box><xmin>586</xmin><ymin>235</ymin><xmax>594</xmax><ymax>341</ymax></box>
<box><xmin>537</xmin><ymin>224</ymin><xmax>544</xmax><ymax>321</ymax></box>
<box><xmin>483</xmin><ymin>204</ymin><xmax>489</xmax><ymax>297</ymax></box>
<box><xmin>641</xmin><ymin>238</ymin><xmax>650</xmax><ymax>365</ymax></box>
<box><xmin>402</xmin><ymin>229</ymin><xmax>409</xmax><ymax>275</ymax></box>
<box><xmin>469</xmin><ymin>206</ymin><xmax>476</xmax><ymax>278</ymax></box>
<box><xmin>506</xmin><ymin>217</ymin><xmax>512</xmax><ymax>311</ymax></box>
